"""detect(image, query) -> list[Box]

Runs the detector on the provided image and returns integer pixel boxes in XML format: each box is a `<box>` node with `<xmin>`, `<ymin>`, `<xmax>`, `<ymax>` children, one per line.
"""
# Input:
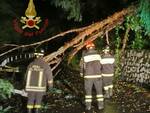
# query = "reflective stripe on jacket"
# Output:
<box><xmin>25</xmin><ymin>58</ymin><xmax>53</xmax><ymax>92</ymax></box>
<box><xmin>80</xmin><ymin>49</ymin><xmax>102</xmax><ymax>76</ymax></box>
<box><xmin>100</xmin><ymin>54</ymin><xmax>115</xmax><ymax>75</ymax></box>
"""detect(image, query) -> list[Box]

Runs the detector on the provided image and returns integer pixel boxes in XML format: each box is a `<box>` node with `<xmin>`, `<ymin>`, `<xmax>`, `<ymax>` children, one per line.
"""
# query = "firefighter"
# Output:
<box><xmin>25</xmin><ymin>49</ymin><xmax>53</xmax><ymax>113</ymax></box>
<box><xmin>80</xmin><ymin>41</ymin><xmax>104</xmax><ymax>111</ymax></box>
<box><xmin>100</xmin><ymin>46</ymin><xmax>115</xmax><ymax>98</ymax></box>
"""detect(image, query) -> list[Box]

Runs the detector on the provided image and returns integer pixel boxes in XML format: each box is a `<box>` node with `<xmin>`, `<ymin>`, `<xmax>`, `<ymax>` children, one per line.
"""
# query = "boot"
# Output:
<box><xmin>27</xmin><ymin>109</ymin><xmax>32</xmax><ymax>113</ymax></box>
<box><xmin>98</xmin><ymin>101</ymin><xmax>104</xmax><ymax>110</ymax></box>
<box><xmin>35</xmin><ymin>108</ymin><xmax>40</xmax><ymax>113</ymax></box>
<box><xmin>105</xmin><ymin>90</ymin><xmax>110</xmax><ymax>99</ymax></box>
<box><xmin>85</xmin><ymin>102</ymin><xmax>91</xmax><ymax>111</ymax></box>
<box><xmin>86</xmin><ymin>106</ymin><xmax>91</xmax><ymax>111</ymax></box>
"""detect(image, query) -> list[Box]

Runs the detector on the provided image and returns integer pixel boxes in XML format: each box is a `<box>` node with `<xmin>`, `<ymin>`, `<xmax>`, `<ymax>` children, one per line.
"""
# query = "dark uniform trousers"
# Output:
<box><xmin>27</xmin><ymin>92</ymin><xmax>44</xmax><ymax>109</ymax></box>
<box><xmin>103</xmin><ymin>75</ymin><xmax>113</xmax><ymax>90</ymax></box>
<box><xmin>103</xmin><ymin>74</ymin><xmax>114</xmax><ymax>97</ymax></box>
<box><xmin>84</xmin><ymin>77</ymin><xmax>103</xmax><ymax>109</ymax></box>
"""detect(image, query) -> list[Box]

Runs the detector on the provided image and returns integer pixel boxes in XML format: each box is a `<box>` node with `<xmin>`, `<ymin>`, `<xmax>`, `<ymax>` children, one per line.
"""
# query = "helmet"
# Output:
<box><xmin>85</xmin><ymin>41</ymin><xmax>95</xmax><ymax>49</ymax></box>
<box><xmin>103</xmin><ymin>45</ymin><xmax>110</xmax><ymax>52</ymax></box>
<box><xmin>34</xmin><ymin>49</ymin><xmax>44</xmax><ymax>56</ymax></box>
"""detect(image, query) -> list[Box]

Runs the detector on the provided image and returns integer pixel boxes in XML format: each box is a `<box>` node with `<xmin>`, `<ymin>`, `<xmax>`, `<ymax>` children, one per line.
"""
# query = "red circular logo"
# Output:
<box><xmin>27</xmin><ymin>19</ymin><xmax>35</xmax><ymax>27</ymax></box>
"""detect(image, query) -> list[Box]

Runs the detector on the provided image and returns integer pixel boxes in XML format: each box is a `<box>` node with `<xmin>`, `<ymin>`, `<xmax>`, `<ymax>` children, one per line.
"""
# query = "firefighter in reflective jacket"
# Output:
<box><xmin>80</xmin><ymin>41</ymin><xmax>104</xmax><ymax>110</ymax></box>
<box><xmin>100</xmin><ymin>46</ymin><xmax>115</xmax><ymax>98</ymax></box>
<box><xmin>25</xmin><ymin>49</ymin><xmax>53</xmax><ymax>113</ymax></box>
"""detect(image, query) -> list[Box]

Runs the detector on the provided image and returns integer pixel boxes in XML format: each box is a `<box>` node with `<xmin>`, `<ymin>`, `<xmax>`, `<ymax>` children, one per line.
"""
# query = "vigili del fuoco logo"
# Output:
<box><xmin>13</xmin><ymin>0</ymin><xmax>48</xmax><ymax>37</ymax></box>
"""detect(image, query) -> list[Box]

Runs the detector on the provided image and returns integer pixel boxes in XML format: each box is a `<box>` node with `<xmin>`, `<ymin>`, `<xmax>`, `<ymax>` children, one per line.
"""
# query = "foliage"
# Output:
<box><xmin>0</xmin><ymin>79</ymin><xmax>14</xmax><ymax>100</ymax></box>
<box><xmin>125</xmin><ymin>15</ymin><xmax>146</xmax><ymax>49</ymax></box>
<box><xmin>139</xmin><ymin>0</ymin><xmax>150</xmax><ymax>35</ymax></box>
<box><xmin>0</xmin><ymin>106</ymin><xmax>12</xmax><ymax>113</ymax></box>
<box><xmin>70</xmin><ymin>54</ymin><xmax>81</xmax><ymax>70</ymax></box>
<box><xmin>48</xmin><ymin>87</ymin><xmax>63</xmax><ymax>94</ymax></box>
<box><xmin>114</xmin><ymin>26</ymin><xmax>122</xmax><ymax>79</ymax></box>
<box><xmin>41</xmin><ymin>103</ymin><xmax>49</xmax><ymax>112</ymax></box>
<box><xmin>113</xmin><ymin>81</ymin><xmax>149</xmax><ymax>113</ymax></box>
<box><xmin>0</xmin><ymin>0</ymin><xmax>22</xmax><ymax>43</ymax></box>
<box><xmin>95</xmin><ymin>36</ymin><xmax>105</xmax><ymax>51</ymax></box>
<box><xmin>113</xmin><ymin>14</ymin><xmax>149</xmax><ymax>78</ymax></box>
<box><xmin>50</xmin><ymin>0</ymin><xmax>82</xmax><ymax>21</ymax></box>
<box><xmin>131</xmin><ymin>32</ymin><xmax>145</xmax><ymax>49</ymax></box>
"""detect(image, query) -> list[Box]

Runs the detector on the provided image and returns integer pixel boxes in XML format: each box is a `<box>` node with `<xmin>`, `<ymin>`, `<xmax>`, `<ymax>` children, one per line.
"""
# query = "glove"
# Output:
<box><xmin>80</xmin><ymin>73</ymin><xmax>83</xmax><ymax>77</ymax></box>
